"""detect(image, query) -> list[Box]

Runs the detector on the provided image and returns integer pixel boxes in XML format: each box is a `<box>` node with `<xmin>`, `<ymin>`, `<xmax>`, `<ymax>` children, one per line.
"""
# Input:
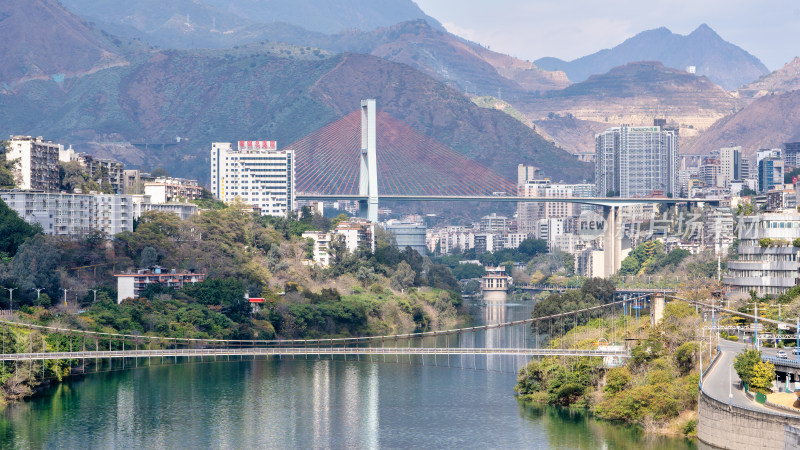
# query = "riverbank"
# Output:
<box><xmin>515</xmin><ymin>299</ymin><xmax>708</xmax><ymax>438</ymax></box>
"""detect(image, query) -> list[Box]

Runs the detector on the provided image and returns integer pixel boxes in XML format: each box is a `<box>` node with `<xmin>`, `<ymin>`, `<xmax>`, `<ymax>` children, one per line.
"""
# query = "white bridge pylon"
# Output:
<box><xmin>358</xmin><ymin>99</ymin><xmax>379</xmax><ymax>222</ymax></box>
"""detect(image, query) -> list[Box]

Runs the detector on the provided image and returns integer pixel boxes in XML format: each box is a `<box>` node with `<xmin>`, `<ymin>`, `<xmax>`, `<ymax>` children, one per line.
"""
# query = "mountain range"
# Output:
<box><xmin>535</xmin><ymin>25</ymin><xmax>768</xmax><ymax>90</ymax></box>
<box><xmin>58</xmin><ymin>0</ymin><xmax>443</xmax><ymax>45</ymax></box>
<box><xmin>0</xmin><ymin>0</ymin><xmax>589</xmax><ymax>185</ymax></box>
<box><xmin>5</xmin><ymin>0</ymin><xmax>800</xmax><ymax>187</ymax></box>
<box><xmin>0</xmin><ymin>0</ymin><xmax>129</xmax><ymax>86</ymax></box>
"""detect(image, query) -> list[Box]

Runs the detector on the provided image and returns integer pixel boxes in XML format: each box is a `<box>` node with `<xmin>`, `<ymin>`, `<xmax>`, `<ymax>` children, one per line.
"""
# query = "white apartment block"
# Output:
<box><xmin>335</xmin><ymin>219</ymin><xmax>375</xmax><ymax>253</ymax></box>
<box><xmin>6</xmin><ymin>136</ymin><xmax>60</xmax><ymax>191</ymax></box>
<box><xmin>302</xmin><ymin>231</ymin><xmax>333</xmax><ymax>267</ymax></box>
<box><xmin>504</xmin><ymin>232</ymin><xmax>528</xmax><ymax>250</ymax></box>
<box><xmin>0</xmin><ymin>191</ymin><xmax>133</xmax><ymax>235</ymax></box>
<box><xmin>478</xmin><ymin>213</ymin><xmax>510</xmax><ymax>232</ymax></box>
<box><xmin>211</xmin><ymin>141</ymin><xmax>295</xmax><ymax>217</ymax></box>
<box><xmin>0</xmin><ymin>191</ymin><xmax>197</xmax><ymax>236</ymax></box>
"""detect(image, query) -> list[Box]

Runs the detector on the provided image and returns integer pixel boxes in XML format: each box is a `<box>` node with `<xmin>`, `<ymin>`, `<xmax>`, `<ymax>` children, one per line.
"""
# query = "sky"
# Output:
<box><xmin>413</xmin><ymin>0</ymin><xmax>800</xmax><ymax>71</ymax></box>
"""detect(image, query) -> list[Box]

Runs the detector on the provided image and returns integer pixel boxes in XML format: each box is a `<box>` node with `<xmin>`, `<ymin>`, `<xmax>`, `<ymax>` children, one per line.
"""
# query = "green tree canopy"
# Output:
<box><xmin>0</xmin><ymin>198</ymin><xmax>39</xmax><ymax>257</ymax></box>
<box><xmin>734</xmin><ymin>349</ymin><xmax>762</xmax><ymax>387</ymax></box>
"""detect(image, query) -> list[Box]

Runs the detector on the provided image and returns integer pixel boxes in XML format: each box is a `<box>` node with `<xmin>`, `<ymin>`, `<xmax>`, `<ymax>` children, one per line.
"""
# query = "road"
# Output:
<box><xmin>703</xmin><ymin>340</ymin><xmax>800</xmax><ymax>416</ymax></box>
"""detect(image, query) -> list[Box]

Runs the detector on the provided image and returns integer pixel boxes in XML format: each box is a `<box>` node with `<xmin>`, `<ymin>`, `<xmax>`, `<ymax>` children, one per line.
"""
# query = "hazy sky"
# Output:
<box><xmin>414</xmin><ymin>0</ymin><xmax>800</xmax><ymax>70</ymax></box>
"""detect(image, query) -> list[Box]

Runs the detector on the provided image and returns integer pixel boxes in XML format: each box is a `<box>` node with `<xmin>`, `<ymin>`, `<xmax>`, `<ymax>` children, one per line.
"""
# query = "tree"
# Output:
<box><xmin>356</xmin><ymin>265</ymin><xmax>375</xmax><ymax>288</ymax></box>
<box><xmin>518</xmin><ymin>238</ymin><xmax>547</xmax><ymax>258</ymax></box>
<box><xmin>140</xmin><ymin>246</ymin><xmax>159</xmax><ymax>267</ymax></box>
<box><xmin>750</xmin><ymin>360</ymin><xmax>776</xmax><ymax>393</ymax></box>
<box><xmin>150</xmin><ymin>167</ymin><xmax>169</xmax><ymax>178</ymax></box>
<box><xmin>734</xmin><ymin>349</ymin><xmax>762</xmax><ymax>387</ymax></box>
<box><xmin>0</xmin><ymin>199</ymin><xmax>39</xmax><ymax>257</ymax></box>
<box><xmin>0</xmin><ymin>141</ymin><xmax>17</xmax><ymax>188</ymax></box>
<box><xmin>59</xmin><ymin>160</ymin><xmax>88</xmax><ymax>193</ymax></box>
<box><xmin>425</xmin><ymin>264</ymin><xmax>460</xmax><ymax>292</ymax></box>
<box><xmin>451</xmin><ymin>263</ymin><xmax>485</xmax><ymax>280</ymax></box>
<box><xmin>390</xmin><ymin>261</ymin><xmax>415</xmax><ymax>291</ymax></box>
<box><xmin>9</xmin><ymin>235</ymin><xmax>62</xmax><ymax>304</ymax></box>
<box><xmin>674</xmin><ymin>342</ymin><xmax>698</xmax><ymax>375</ymax></box>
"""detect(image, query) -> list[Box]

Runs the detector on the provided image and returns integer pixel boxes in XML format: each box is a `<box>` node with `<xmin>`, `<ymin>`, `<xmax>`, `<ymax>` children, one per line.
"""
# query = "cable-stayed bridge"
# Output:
<box><xmin>288</xmin><ymin>100</ymin><xmax>718</xmax><ymax>273</ymax></box>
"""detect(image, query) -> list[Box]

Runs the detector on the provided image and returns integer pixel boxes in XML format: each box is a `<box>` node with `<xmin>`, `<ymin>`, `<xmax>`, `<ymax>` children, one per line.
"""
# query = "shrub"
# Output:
<box><xmin>604</xmin><ymin>367</ymin><xmax>631</xmax><ymax>394</ymax></box>
<box><xmin>682</xmin><ymin>419</ymin><xmax>697</xmax><ymax>436</ymax></box>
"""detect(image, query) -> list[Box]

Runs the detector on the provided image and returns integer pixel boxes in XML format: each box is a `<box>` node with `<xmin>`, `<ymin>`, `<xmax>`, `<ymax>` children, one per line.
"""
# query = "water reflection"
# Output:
<box><xmin>517</xmin><ymin>402</ymin><xmax>697</xmax><ymax>450</ymax></box>
<box><xmin>0</xmin><ymin>299</ymin><xmax>692</xmax><ymax>449</ymax></box>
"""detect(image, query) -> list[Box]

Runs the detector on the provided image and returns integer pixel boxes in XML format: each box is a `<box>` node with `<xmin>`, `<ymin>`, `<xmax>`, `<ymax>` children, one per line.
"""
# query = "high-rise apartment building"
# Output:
<box><xmin>594</xmin><ymin>124</ymin><xmax>678</xmax><ymax>197</ymax></box>
<box><xmin>784</xmin><ymin>142</ymin><xmax>800</xmax><ymax>168</ymax></box>
<box><xmin>210</xmin><ymin>140</ymin><xmax>295</xmax><ymax>217</ymax></box>
<box><xmin>6</xmin><ymin>136</ymin><xmax>61</xmax><ymax>191</ymax></box>
<box><xmin>758</xmin><ymin>156</ymin><xmax>784</xmax><ymax>193</ymax></box>
<box><xmin>719</xmin><ymin>146</ymin><xmax>746</xmax><ymax>186</ymax></box>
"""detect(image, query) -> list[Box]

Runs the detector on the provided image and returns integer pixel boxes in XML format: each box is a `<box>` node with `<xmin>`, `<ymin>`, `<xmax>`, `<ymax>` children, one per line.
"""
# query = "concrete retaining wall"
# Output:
<box><xmin>698</xmin><ymin>389</ymin><xmax>800</xmax><ymax>449</ymax></box>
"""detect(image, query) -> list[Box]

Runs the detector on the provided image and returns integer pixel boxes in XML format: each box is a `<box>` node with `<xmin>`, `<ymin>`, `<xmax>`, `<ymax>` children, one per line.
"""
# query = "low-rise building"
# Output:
<box><xmin>115</xmin><ymin>266</ymin><xmax>205</xmax><ymax>303</ymax></box>
<box><xmin>481</xmin><ymin>266</ymin><xmax>510</xmax><ymax>302</ymax></box>
<box><xmin>302</xmin><ymin>231</ymin><xmax>333</xmax><ymax>267</ymax></box>
<box><xmin>335</xmin><ymin>219</ymin><xmax>375</xmax><ymax>253</ymax></box>
<box><xmin>144</xmin><ymin>177</ymin><xmax>203</xmax><ymax>203</ymax></box>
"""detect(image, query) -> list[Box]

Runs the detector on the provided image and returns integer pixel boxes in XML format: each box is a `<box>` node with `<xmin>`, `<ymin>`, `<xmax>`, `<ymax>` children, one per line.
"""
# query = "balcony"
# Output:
<box><xmin>722</xmin><ymin>276</ymin><xmax>798</xmax><ymax>288</ymax></box>
<box><xmin>727</xmin><ymin>260</ymin><xmax>799</xmax><ymax>271</ymax></box>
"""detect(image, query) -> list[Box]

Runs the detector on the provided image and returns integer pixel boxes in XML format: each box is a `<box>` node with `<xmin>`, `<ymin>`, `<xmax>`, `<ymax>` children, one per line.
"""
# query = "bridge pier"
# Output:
<box><xmin>602</xmin><ymin>205</ymin><xmax>622</xmax><ymax>276</ymax></box>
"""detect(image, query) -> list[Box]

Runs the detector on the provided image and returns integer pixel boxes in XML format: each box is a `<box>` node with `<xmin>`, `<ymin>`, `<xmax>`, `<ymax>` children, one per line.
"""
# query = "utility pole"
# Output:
<box><xmin>729</xmin><ymin>364</ymin><xmax>732</xmax><ymax>406</ymax></box>
<box><xmin>61</xmin><ymin>288</ymin><xmax>69</xmax><ymax>308</ymax></box>
<box><xmin>755</xmin><ymin>301</ymin><xmax>759</xmax><ymax>350</ymax></box>
<box><xmin>2</xmin><ymin>288</ymin><xmax>16</xmax><ymax>313</ymax></box>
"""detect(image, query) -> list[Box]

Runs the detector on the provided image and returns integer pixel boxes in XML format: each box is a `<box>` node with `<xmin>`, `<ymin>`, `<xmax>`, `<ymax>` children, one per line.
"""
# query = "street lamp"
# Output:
<box><xmin>32</xmin><ymin>288</ymin><xmax>44</xmax><ymax>301</ymax></box>
<box><xmin>2</xmin><ymin>287</ymin><xmax>16</xmax><ymax>313</ymax></box>
<box><xmin>89</xmin><ymin>289</ymin><xmax>99</xmax><ymax>304</ymax></box>
<box><xmin>60</xmin><ymin>288</ymin><xmax>69</xmax><ymax>308</ymax></box>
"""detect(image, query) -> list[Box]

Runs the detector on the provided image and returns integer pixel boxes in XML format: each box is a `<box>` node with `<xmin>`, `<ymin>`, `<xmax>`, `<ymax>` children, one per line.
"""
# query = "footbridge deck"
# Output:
<box><xmin>0</xmin><ymin>347</ymin><xmax>630</xmax><ymax>361</ymax></box>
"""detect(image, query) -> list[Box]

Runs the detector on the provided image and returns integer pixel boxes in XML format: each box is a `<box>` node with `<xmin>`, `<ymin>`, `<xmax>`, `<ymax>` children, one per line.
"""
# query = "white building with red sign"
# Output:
<box><xmin>210</xmin><ymin>140</ymin><xmax>295</xmax><ymax>217</ymax></box>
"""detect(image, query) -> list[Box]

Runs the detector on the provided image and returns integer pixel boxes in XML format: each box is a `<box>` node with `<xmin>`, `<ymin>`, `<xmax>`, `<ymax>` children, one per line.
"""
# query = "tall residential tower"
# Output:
<box><xmin>594</xmin><ymin>124</ymin><xmax>678</xmax><ymax>197</ymax></box>
<box><xmin>210</xmin><ymin>140</ymin><xmax>295</xmax><ymax>217</ymax></box>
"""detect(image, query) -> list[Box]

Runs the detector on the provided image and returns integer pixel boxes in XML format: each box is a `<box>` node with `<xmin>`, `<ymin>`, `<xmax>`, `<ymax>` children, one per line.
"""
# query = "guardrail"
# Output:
<box><xmin>764</xmin><ymin>355</ymin><xmax>800</xmax><ymax>369</ymax></box>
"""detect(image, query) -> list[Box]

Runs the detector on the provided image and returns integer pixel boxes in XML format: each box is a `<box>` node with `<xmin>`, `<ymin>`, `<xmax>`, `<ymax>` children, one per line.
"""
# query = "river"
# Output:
<box><xmin>0</xmin><ymin>301</ymin><xmax>695</xmax><ymax>449</ymax></box>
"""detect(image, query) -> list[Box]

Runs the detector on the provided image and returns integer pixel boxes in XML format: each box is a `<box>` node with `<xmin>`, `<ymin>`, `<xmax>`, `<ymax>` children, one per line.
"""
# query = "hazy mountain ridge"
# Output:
<box><xmin>738</xmin><ymin>57</ymin><xmax>800</xmax><ymax>99</ymax></box>
<box><xmin>511</xmin><ymin>61</ymin><xmax>741</xmax><ymax>154</ymax></box>
<box><xmin>0</xmin><ymin>0</ymin><xmax>129</xmax><ymax>85</ymax></box>
<box><xmin>57</xmin><ymin>0</ymin><xmax>443</xmax><ymax>49</ymax></box>
<box><xmin>684</xmin><ymin>89</ymin><xmax>800</xmax><ymax>155</ymax></box>
<box><xmin>535</xmin><ymin>24</ymin><xmax>768</xmax><ymax>90</ymax></box>
<box><xmin>0</xmin><ymin>45</ymin><xmax>588</xmax><ymax>184</ymax></box>
<box><xmin>316</xmin><ymin>20</ymin><xmax>569</xmax><ymax>96</ymax></box>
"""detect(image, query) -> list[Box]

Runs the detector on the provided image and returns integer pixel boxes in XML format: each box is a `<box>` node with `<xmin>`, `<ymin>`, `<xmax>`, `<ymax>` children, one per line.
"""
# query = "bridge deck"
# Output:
<box><xmin>0</xmin><ymin>347</ymin><xmax>630</xmax><ymax>361</ymax></box>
